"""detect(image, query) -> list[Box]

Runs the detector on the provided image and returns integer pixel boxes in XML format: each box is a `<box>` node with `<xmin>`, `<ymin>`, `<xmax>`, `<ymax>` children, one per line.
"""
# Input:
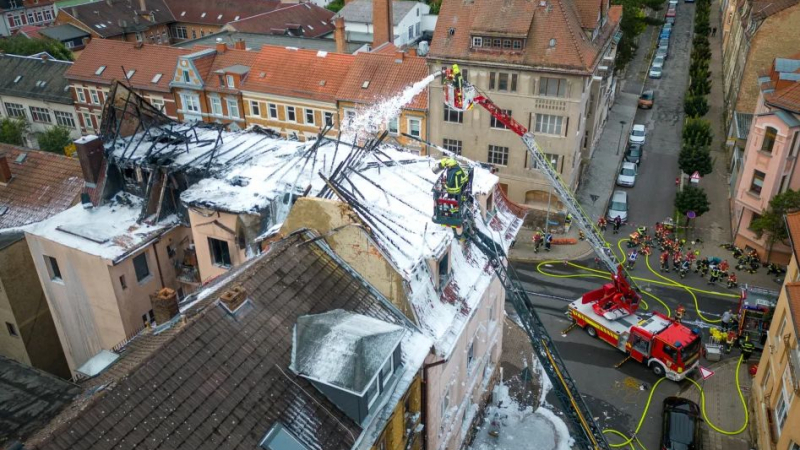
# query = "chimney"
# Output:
<box><xmin>138</xmin><ymin>0</ymin><xmax>146</xmax><ymax>12</ymax></box>
<box><xmin>233</xmin><ymin>39</ymin><xmax>246</xmax><ymax>50</ymax></box>
<box><xmin>372</xmin><ymin>0</ymin><xmax>393</xmax><ymax>48</ymax></box>
<box><xmin>334</xmin><ymin>17</ymin><xmax>346</xmax><ymax>54</ymax></box>
<box><xmin>395</xmin><ymin>50</ymin><xmax>404</xmax><ymax>61</ymax></box>
<box><xmin>219</xmin><ymin>285</ymin><xmax>247</xmax><ymax>312</ymax></box>
<box><xmin>408</xmin><ymin>48</ymin><xmax>416</xmax><ymax>56</ymax></box>
<box><xmin>74</xmin><ymin>135</ymin><xmax>105</xmax><ymax>186</ymax></box>
<box><xmin>150</xmin><ymin>288</ymin><xmax>179</xmax><ymax>325</ymax></box>
<box><xmin>0</xmin><ymin>154</ymin><xmax>12</xmax><ymax>184</ymax></box>
<box><xmin>216</xmin><ymin>39</ymin><xmax>227</xmax><ymax>53</ymax></box>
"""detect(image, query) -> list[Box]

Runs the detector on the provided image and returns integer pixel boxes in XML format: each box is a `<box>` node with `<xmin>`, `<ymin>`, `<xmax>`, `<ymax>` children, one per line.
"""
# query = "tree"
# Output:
<box><xmin>678</xmin><ymin>143</ymin><xmax>712</xmax><ymax>175</ymax></box>
<box><xmin>325</xmin><ymin>0</ymin><xmax>344</xmax><ymax>11</ymax></box>
<box><xmin>683</xmin><ymin>118</ymin><xmax>713</xmax><ymax>147</ymax></box>
<box><xmin>0</xmin><ymin>118</ymin><xmax>28</xmax><ymax>146</ymax></box>
<box><xmin>37</xmin><ymin>126</ymin><xmax>73</xmax><ymax>154</ymax></box>
<box><xmin>674</xmin><ymin>186</ymin><xmax>710</xmax><ymax>224</ymax></box>
<box><xmin>749</xmin><ymin>189</ymin><xmax>800</xmax><ymax>258</ymax></box>
<box><xmin>684</xmin><ymin>95</ymin><xmax>709</xmax><ymax>117</ymax></box>
<box><xmin>0</xmin><ymin>35</ymin><xmax>73</xmax><ymax>61</ymax></box>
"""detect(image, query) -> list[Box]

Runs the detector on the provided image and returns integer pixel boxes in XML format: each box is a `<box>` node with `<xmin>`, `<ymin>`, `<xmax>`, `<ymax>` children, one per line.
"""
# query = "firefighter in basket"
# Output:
<box><xmin>432</xmin><ymin>158</ymin><xmax>469</xmax><ymax>215</ymax></box>
<box><xmin>442</xmin><ymin>64</ymin><xmax>477</xmax><ymax>112</ymax></box>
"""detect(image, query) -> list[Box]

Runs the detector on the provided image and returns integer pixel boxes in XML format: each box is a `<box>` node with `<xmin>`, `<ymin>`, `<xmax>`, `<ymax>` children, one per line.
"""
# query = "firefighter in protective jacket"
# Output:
<box><xmin>433</xmin><ymin>158</ymin><xmax>468</xmax><ymax>196</ymax></box>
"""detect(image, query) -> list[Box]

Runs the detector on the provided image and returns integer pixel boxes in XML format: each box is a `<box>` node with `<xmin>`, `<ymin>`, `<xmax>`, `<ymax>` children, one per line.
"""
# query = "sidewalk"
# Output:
<box><xmin>509</xmin><ymin>226</ymin><xmax>593</xmax><ymax>262</ymax></box>
<box><xmin>677</xmin><ymin>355</ymin><xmax>752</xmax><ymax>450</ymax></box>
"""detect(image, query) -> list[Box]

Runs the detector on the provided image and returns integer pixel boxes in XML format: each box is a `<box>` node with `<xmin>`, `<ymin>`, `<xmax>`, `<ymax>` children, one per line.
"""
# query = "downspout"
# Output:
<box><xmin>152</xmin><ymin>238</ymin><xmax>165</xmax><ymax>288</ymax></box>
<box><xmin>421</xmin><ymin>358</ymin><xmax>446</xmax><ymax>450</ymax></box>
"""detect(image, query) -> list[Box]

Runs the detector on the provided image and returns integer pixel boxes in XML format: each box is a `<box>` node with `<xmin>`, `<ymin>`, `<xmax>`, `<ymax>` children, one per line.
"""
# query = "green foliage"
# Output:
<box><xmin>641</xmin><ymin>0</ymin><xmax>664</xmax><ymax>10</ymax></box>
<box><xmin>36</xmin><ymin>126</ymin><xmax>73</xmax><ymax>154</ymax></box>
<box><xmin>689</xmin><ymin>73</ymin><xmax>711</xmax><ymax>96</ymax></box>
<box><xmin>0</xmin><ymin>118</ymin><xmax>28</xmax><ymax>146</ymax></box>
<box><xmin>749</xmin><ymin>189</ymin><xmax>800</xmax><ymax>243</ymax></box>
<box><xmin>683</xmin><ymin>118</ymin><xmax>713</xmax><ymax>147</ymax></box>
<box><xmin>326</xmin><ymin>0</ymin><xmax>344</xmax><ymax>12</ymax></box>
<box><xmin>0</xmin><ymin>35</ymin><xmax>73</xmax><ymax>61</ymax></box>
<box><xmin>684</xmin><ymin>95</ymin><xmax>709</xmax><ymax>117</ymax></box>
<box><xmin>674</xmin><ymin>186</ymin><xmax>710</xmax><ymax>220</ymax></box>
<box><xmin>679</xmin><ymin>143</ymin><xmax>713</xmax><ymax>175</ymax></box>
<box><xmin>428</xmin><ymin>0</ymin><xmax>441</xmax><ymax>14</ymax></box>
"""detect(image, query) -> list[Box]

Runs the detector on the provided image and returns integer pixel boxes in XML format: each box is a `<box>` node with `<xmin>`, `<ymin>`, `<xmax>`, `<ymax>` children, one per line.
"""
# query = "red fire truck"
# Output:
<box><xmin>567</xmin><ymin>268</ymin><xmax>702</xmax><ymax>381</ymax></box>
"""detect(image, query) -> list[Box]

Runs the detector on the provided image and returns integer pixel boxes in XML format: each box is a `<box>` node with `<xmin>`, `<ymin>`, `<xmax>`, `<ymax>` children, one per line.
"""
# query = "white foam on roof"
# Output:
<box><xmin>26</xmin><ymin>193</ymin><xmax>179</xmax><ymax>261</ymax></box>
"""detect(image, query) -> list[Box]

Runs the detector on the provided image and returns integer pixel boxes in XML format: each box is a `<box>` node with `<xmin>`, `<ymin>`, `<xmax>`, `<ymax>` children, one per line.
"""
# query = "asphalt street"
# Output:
<box><xmin>511</xmin><ymin>253</ymin><xmax>740</xmax><ymax>449</ymax></box>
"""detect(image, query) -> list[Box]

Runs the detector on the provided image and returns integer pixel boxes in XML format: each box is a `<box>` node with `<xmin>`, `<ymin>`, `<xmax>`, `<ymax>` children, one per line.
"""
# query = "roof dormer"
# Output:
<box><xmin>290</xmin><ymin>310</ymin><xmax>404</xmax><ymax>425</ymax></box>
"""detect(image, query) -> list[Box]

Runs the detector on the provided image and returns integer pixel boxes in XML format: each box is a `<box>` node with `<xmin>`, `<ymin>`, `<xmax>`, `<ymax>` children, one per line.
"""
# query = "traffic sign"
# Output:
<box><xmin>690</xmin><ymin>171</ymin><xmax>701</xmax><ymax>183</ymax></box>
<box><xmin>699</xmin><ymin>366</ymin><xmax>714</xmax><ymax>380</ymax></box>
<box><xmin>686</xmin><ymin>211</ymin><xmax>696</xmax><ymax>219</ymax></box>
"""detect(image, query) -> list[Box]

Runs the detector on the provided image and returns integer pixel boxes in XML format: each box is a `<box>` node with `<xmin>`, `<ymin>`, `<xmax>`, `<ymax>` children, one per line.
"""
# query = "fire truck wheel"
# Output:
<box><xmin>650</xmin><ymin>362</ymin><xmax>665</xmax><ymax>377</ymax></box>
<box><xmin>585</xmin><ymin>326</ymin><xmax>597</xmax><ymax>338</ymax></box>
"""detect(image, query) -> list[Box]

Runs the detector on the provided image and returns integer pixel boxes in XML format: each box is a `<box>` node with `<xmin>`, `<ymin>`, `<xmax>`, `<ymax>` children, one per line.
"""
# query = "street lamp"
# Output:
<box><xmin>616</xmin><ymin>120</ymin><xmax>627</xmax><ymax>156</ymax></box>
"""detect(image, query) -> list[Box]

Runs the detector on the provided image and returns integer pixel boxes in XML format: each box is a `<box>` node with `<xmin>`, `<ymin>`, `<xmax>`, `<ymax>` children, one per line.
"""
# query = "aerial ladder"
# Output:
<box><xmin>429</xmin><ymin>65</ymin><xmax>647</xmax><ymax>449</ymax></box>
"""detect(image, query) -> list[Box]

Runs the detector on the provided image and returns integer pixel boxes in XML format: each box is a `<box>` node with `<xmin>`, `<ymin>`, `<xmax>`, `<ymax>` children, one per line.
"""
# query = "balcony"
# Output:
<box><xmin>534</xmin><ymin>98</ymin><xmax>568</xmax><ymax>111</ymax></box>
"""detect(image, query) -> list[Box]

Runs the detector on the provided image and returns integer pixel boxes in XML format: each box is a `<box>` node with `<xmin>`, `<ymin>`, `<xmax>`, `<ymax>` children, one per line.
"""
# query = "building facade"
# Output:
<box><xmin>65</xmin><ymin>39</ymin><xmax>188</xmax><ymax>131</ymax></box>
<box><xmin>426</xmin><ymin>0</ymin><xmax>621</xmax><ymax>206</ymax></box>
<box><xmin>55</xmin><ymin>0</ymin><xmax>174</xmax><ymax>45</ymax></box>
<box><xmin>163</xmin><ymin>0</ymin><xmax>283</xmax><ymax>42</ymax></box>
<box><xmin>731</xmin><ymin>54</ymin><xmax>800</xmax><ymax>263</ymax></box>
<box><xmin>0</xmin><ymin>54</ymin><xmax>81</xmax><ymax>150</ymax></box>
<box><xmin>334</xmin><ymin>0</ymin><xmax>431</xmax><ymax>48</ymax></box>
<box><xmin>0</xmin><ymin>0</ymin><xmax>56</xmax><ymax>37</ymax></box>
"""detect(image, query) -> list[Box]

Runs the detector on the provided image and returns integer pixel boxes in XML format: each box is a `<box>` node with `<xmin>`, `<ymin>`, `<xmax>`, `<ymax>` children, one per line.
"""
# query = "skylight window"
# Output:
<box><xmin>95</xmin><ymin>66</ymin><xmax>106</xmax><ymax>75</ymax></box>
<box><xmin>200</xmin><ymin>12</ymin><xmax>206</xmax><ymax>17</ymax></box>
<box><xmin>260</xmin><ymin>423</ymin><xmax>308</xmax><ymax>450</ymax></box>
<box><xmin>234</xmin><ymin>15</ymin><xmax>239</xmax><ymax>20</ymax></box>
<box><xmin>217</xmin><ymin>14</ymin><xmax>222</xmax><ymax>19</ymax></box>
<box><xmin>308</xmin><ymin>25</ymin><xmax>313</xmax><ymax>30</ymax></box>
<box><xmin>126</xmin><ymin>69</ymin><xmax>136</xmax><ymax>79</ymax></box>
<box><xmin>321</xmin><ymin>20</ymin><xmax>327</xmax><ymax>25</ymax></box>
<box><xmin>151</xmin><ymin>73</ymin><xmax>162</xmax><ymax>83</ymax></box>
<box><xmin>13</xmin><ymin>75</ymin><xmax>22</xmax><ymax>83</ymax></box>
<box><xmin>361</xmin><ymin>80</ymin><xmax>370</xmax><ymax>89</ymax></box>
<box><xmin>180</xmin><ymin>10</ymin><xmax>185</xmax><ymax>16</ymax></box>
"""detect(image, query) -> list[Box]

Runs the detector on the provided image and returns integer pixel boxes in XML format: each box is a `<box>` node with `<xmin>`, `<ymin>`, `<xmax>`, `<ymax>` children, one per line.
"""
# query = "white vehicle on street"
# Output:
<box><xmin>629</xmin><ymin>124</ymin><xmax>647</xmax><ymax>145</ymax></box>
<box><xmin>607</xmin><ymin>190</ymin><xmax>629</xmax><ymax>222</ymax></box>
<box><xmin>617</xmin><ymin>162</ymin><xmax>638</xmax><ymax>187</ymax></box>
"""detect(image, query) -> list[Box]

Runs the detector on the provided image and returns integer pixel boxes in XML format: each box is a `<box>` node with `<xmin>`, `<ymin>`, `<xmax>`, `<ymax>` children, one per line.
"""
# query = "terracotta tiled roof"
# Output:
<box><xmin>65</xmin><ymin>40</ymin><xmax>190</xmax><ymax>93</ymax></box>
<box><xmin>766</xmin><ymin>83</ymin><xmax>800</xmax><ymax>113</ymax></box>
<box><xmin>164</xmin><ymin>0</ymin><xmax>284</xmax><ymax>25</ymax></box>
<box><xmin>608</xmin><ymin>4</ymin><xmax>622</xmax><ymax>24</ymax></box>
<box><xmin>336</xmin><ymin>52</ymin><xmax>428</xmax><ymax>110</ymax></box>
<box><xmin>243</xmin><ymin>46</ymin><xmax>353</xmax><ymax>103</ymax></box>
<box><xmin>784</xmin><ymin>282</ymin><xmax>800</xmax><ymax>337</ymax></box>
<box><xmin>0</xmin><ymin>145</ymin><xmax>82</xmax><ymax>229</ymax></box>
<box><xmin>225</xmin><ymin>3</ymin><xmax>335</xmax><ymax>38</ymax></box>
<box><xmin>752</xmin><ymin>0</ymin><xmax>800</xmax><ymax>20</ymax></box>
<box><xmin>429</xmin><ymin>0</ymin><xmax>620</xmax><ymax>74</ymax></box>
<box><xmin>185</xmin><ymin>46</ymin><xmax>260</xmax><ymax>92</ymax></box>
<box><xmin>17</xmin><ymin>24</ymin><xmax>44</xmax><ymax>39</ymax></box>
<box><xmin>60</xmin><ymin>0</ymin><xmax>174</xmax><ymax>38</ymax></box>
<box><xmin>574</xmin><ymin>0</ymin><xmax>603</xmax><ymax>28</ymax></box>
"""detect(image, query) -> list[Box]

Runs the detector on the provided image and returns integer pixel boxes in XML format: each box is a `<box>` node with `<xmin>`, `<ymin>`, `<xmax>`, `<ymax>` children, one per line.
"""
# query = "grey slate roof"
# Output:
<box><xmin>0</xmin><ymin>54</ymin><xmax>73</xmax><ymax>104</ymax></box>
<box><xmin>335</xmin><ymin>0</ymin><xmax>418</xmax><ymax>26</ymax></box>
<box><xmin>172</xmin><ymin>30</ymin><xmax>365</xmax><ymax>53</ymax></box>
<box><xmin>38</xmin><ymin>24</ymin><xmax>90</xmax><ymax>41</ymax></box>
<box><xmin>292</xmin><ymin>309</ymin><xmax>404</xmax><ymax>394</ymax></box>
<box><xmin>35</xmin><ymin>234</ymin><xmax>416</xmax><ymax>450</ymax></box>
<box><xmin>733</xmin><ymin>111</ymin><xmax>754</xmax><ymax>139</ymax></box>
<box><xmin>0</xmin><ymin>355</ymin><xmax>80</xmax><ymax>446</ymax></box>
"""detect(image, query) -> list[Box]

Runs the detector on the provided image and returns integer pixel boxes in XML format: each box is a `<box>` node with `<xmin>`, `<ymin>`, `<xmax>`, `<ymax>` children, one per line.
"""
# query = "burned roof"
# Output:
<box><xmin>0</xmin><ymin>145</ymin><xmax>83</xmax><ymax>229</ymax></box>
<box><xmin>34</xmin><ymin>233</ymin><xmax>430</xmax><ymax>450</ymax></box>
<box><xmin>0</xmin><ymin>355</ymin><xmax>80</xmax><ymax>446</ymax></box>
<box><xmin>0</xmin><ymin>54</ymin><xmax>73</xmax><ymax>104</ymax></box>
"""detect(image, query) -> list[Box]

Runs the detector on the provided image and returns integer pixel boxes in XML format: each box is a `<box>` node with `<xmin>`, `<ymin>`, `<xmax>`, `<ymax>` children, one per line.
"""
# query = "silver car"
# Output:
<box><xmin>607</xmin><ymin>190</ymin><xmax>628</xmax><ymax>222</ymax></box>
<box><xmin>652</xmin><ymin>55</ymin><xmax>666</xmax><ymax>69</ymax></box>
<box><xmin>649</xmin><ymin>66</ymin><xmax>663</xmax><ymax>79</ymax></box>
<box><xmin>617</xmin><ymin>162</ymin><xmax>638</xmax><ymax>187</ymax></box>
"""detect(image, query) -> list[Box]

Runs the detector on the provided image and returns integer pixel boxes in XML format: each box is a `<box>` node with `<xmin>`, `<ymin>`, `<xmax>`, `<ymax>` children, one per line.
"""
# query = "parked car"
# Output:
<box><xmin>662</xmin><ymin>22</ymin><xmax>673</xmax><ymax>32</ymax></box>
<box><xmin>661</xmin><ymin>397</ymin><xmax>702</xmax><ymax>450</ymax></box>
<box><xmin>659</xmin><ymin>28</ymin><xmax>672</xmax><ymax>40</ymax></box>
<box><xmin>625</xmin><ymin>143</ymin><xmax>643</xmax><ymax>164</ymax></box>
<box><xmin>607</xmin><ymin>190</ymin><xmax>628</xmax><ymax>222</ymax></box>
<box><xmin>638</xmin><ymin>90</ymin><xmax>655</xmax><ymax>109</ymax></box>
<box><xmin>659</xmin><ymin>38</ymin><xmax>670</xmax><ymax>47</ymax></box>
<box><xmin>656</xmin><ymin>45</ymin><xmax>669</xmax><ymax>60</ymax></box>
<box><xmin>666</xmin><ymin>6</ymin><xmax>677</xmax><ymax>17</ymax></box>
<box><xmin>652</xmin><ymin>55</ymin><xmax>666</xmax><ymax>69</ymax></box>
<box><xmin>668</xmin><ymin>0</ymin><xmax>678</xmax><ymax>6</ymax></box>
<box><xmin>649</xmin><ymin>66</ymin><xmax>663</xmax><ymax>78</ymax></box>
<box><xmin>617</xmin><ymin>162</ymin><xmax>638</xmax><ymax>187</ymax></box>
<box><xmin>629</xmin><ymin>124</ymin><xmax>646</xmax><ymax>144</ymax></box>
<box><xmin>665</xmin><ymin>16</ymin><xmax>676</xmax><ymax>24</ymax></box>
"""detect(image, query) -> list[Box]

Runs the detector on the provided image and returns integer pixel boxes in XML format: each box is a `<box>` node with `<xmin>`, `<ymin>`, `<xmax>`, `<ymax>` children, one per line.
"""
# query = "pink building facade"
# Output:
<box><xmin>732</xmin><ymin>55</ymin><xmax>800</xmax><ymax>263</ymax></box>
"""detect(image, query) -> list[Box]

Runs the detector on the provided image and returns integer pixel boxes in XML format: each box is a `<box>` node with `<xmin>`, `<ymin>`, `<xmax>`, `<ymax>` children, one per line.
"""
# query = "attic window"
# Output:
<box><xmin>361</xmin><ymin>80</ymin><xmax>370</xmax><ymax>89</ymax></box>
<box><xmin>308</xmin><ymin>25</ymin><xmax>314</xmax><ymax>30</ymax></box>
<box><xmin>321</xmin><ymin>20</ymin><xmax>327</xmax><ymax>25</ymax></box>
<box><xmin>200</xmin><ymin>12</ymin><xmax>206</xmax><ymax>17</ymax></box>
<box><xmin>260</xmin><ymin>423</ymin><xmax>309</xmax><ymax>450</ymax></box>
<box><xmin>316</xmin><ymin>50</ymin><xmax>327</xmax><ymax>57</ymax></box>
<box><xmin>448</xmin><ymin>27</ymin><xmax>455</xmax><ymax>36</ymax></box>
<box><xmin>126</xmin><ymin>69</ymin><xmax>136</xmax><ymax>79</ymax></box>
<box><xmin>96</xmin><ymin>66</ymin><xmax>106</xmax><ymax>75</ymax></box>
<box><xmin>260</xmin><ymin>72</ymin><xmax>266</xmax><ymax>77</ymax></box>
<box><xmin>0</xmin><ymin>206</ymin><xmax>7</xmax><ymax>216</ymax></box>
<box><xmin>549</xmin><ymin>38</ymin><xmax>556</xmax><ymax>48</ymax></box>
<box><xmin>36</xmin><ymin>81</ymin><xmax>47</xmax><ymax>87</ymax></box>
<box><xmin>151</xmin><ymin>73</ymin><xmax>162</xmax><ymax>83</ymax></box>
<box><xmin>15</xmin><ymin>153</ymin><xmax>27</xmax><ymax>164</ymax></box>
<box><xmin>13</xmin><ymin>75</ymin><xmax>21</xmax><ymax>83</ymax></box>
<box><xmin>318</xmin><ymin>80</ymin><xmax>326</xmax><ymax>86</ymax></box>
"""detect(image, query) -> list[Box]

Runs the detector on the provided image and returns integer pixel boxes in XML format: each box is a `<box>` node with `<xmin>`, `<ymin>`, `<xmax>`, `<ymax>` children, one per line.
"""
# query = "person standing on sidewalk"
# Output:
<box><xmin>627</xmin><ymin>249</ymin><xmax>639</xmax><ymax>269</ymax></box>
<box><xmin>721</xmin><ymin>309</ymin><xmax>732</xmax><ymax>331</ymax></box>
<box><xmin>613</xmin><ymin>216</ymin><xmax>622</xmax><ymax>234</ymax></box>
<box><xmin>709</xmin><ymin>265</ymin><xmax>722</xmax><ymax>285</ymax></box>
<box><xmin>660</xmin><ymin>250</ymin><xmax>670</xmax><ymax>272</ymax></box>
<box><xmin>545</xmin><ymin>233</ymin><xmax>553</xmax><ymax>251</ymax></box>
<box><xmin>532</xmin><ymin>231</ymin><xmax>543</xmax><ymax>253</ymax></box>
<box><xmin>598</xmin><ymin>217</ymin><xmax>607</xmax><ymax>232</ymax></box>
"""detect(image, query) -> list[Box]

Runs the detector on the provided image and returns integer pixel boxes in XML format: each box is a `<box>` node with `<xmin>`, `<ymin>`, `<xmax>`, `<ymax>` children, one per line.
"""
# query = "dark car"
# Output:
<box><xmin>625</xmin><ymin>143</ymin><xmax>643</xmax><ymax>164</ymax></box>
<box><xmin>662</xmin><ymin>397</ymin><xmax>702</xmax><ymax>450</ymax></box>
<box><xmin>638</xmin><ymin>90</ymin><xmax>655</xmax><ymax>108</ymax></box>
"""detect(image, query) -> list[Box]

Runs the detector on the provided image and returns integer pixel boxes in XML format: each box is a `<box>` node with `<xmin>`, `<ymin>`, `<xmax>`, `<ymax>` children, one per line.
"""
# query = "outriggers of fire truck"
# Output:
<box><xmin>429</xmin><ymin>65</ymin><xmax>702</xmax><ymax>448</ymax></box>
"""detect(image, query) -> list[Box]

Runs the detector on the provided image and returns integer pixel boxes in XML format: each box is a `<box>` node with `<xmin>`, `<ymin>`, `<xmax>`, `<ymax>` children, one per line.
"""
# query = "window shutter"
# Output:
<box><xmin>565</xmin><ymin>117</ymin><xmax>569</xmax><ymax>137</ymax></box>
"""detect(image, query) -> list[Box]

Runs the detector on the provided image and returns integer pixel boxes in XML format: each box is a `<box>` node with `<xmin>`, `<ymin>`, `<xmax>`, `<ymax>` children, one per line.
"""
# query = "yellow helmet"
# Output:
<box><xmin>452</xmin><ymin>64</ymin><xmax>461</xmax><ymax>75</ymax></box>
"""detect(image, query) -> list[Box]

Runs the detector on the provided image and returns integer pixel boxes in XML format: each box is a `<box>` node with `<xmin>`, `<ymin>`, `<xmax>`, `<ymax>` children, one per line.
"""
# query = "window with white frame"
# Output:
<box><xmin>387</xmin><ymin>117</ymin><xmax>398</xmax><ymax>134</ymax></box>
<box><xmin>415</xmin><ymin>22</ymin><xmax>420</xmax><ymax>36</ymax></box>
<box><xmin>210</xmin><ymin>97</ymin><xmax>222</xmax><ymax>116</ymax></box>
<box><xmin>488</xmin><ymin>145</ymin><xmax>509</xmax><ymax>165</ymax></box>
<box><xmin>407</xmin><ymin>25</ymin><xmax>413</xmax><ymax>39</ymax></box>
<box><xmin>443</xmin><ymin>138</ymin><xmax>462</xmax><ymax>155</ymax></box>
<box><xmin>75</xmin><ymin>87</ymin><xmax>86</xmax><ymax>103</ymax></box>
<box><xmin>379</xmin><ymin>357</ymin><xmax>394</xmax><ymax>388</ymax></box>
<box><xmin>29</xmin><ymin>106</ymin><xmax>51</xmax><ymax>123</ymax></box>
<box><xmin>250</xmin><ymin>100</ymin><xmax>260</xmax><ymax>117</ymax></box>
<box><xmin>324</xmin><ymin>111</ymin><xmax>333</xmax><ymax>126</ymax></box>
<box><xmin>443</xmin><ymin>105</ymin><xmax>463</xmax><ymax>123</ymax></box>
<box><xmin>226</xmin><ymin>75</ymin><xmax>235</xmax><ymax>88</ymax></box>
<box><xmin>181</xmin><ymin>94</ymin><xmax>200</xmax><ymax>113</ymax></box>
<box><xmin>286</xmin><ymin>106</ymin><xmax>297</xmax><ymax>122</ymax></box>
<box><xmin>54</xmin><ymin>111</ymin><xmax>76</xmax><ymax>128</ymax></box>
<box><xmin>4</xmin><ymin>103</ymin><xmax>25</xmax><ymax>119</ymax></box>
<box><xmin>345</xmin><ymin>109</ymin><xmax>356</xmax><ymax>125</ymax></box>
<box><xmin>89</xmin><ymin>89</ymin><xmax>100</xmax><ymax>105</ymax></box>
<box><xmin>227</xmin><ymin>99</ymin><xmax>240</xmax><ymax>119</ymax></box>
<box><xmin>81</xmin><ymin>111</ymin><xmax>94</xmax><ymax>130</ymax></box>
<box><xmin>268</xmin><ymin>103</ymin><xmax>278</xmax><ymax>119</ymax></box>
<box><xmin>174</xmin><ymin>25</ymin><xmax>187</xmax><ymax>39</ymax></box>
<box><xmin>776</xmin><ymin>392</ymin><xmax>789</xmax><ymax>433</ymax></box>
<box><xmin>535</xmin><ymin>114</ymin><xmax>564</xmax><ymax>135</ymax></box>
<box><xmin>530</xmin><ymin>152</ymin><xmax>560</xmax><ymax>171</ymax></box>
<box><xmin>408</xmin><ymin>118</ymin><xmax>421</xmax><ymax>137</ymax></box>
<box><xmin>539</xmin><ymin>77</ymin><xmax>568</xmax><ymax>97</ymax></box>
<box><xmin>150</xmin><ymin>97</ymin><xmax>164</xmax><ymax>112</ymax></box>
<box><xmin>305</xmin><ymin>108</ymin><xmax>315</xmax><ymax>125</ymax></box>
<box><xmin>182</xmin><ymin>70</ymin><xmax>191</xmax><ymax>83</ymax></box>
